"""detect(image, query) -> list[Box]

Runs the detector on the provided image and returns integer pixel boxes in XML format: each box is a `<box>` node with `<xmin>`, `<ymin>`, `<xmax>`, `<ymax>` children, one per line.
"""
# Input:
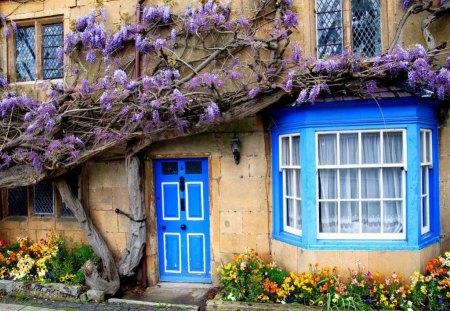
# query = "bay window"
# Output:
<box><xmin>271</xmin><ymin>97</ymin><xmax>440</xmax><ymax>250</ymax></box>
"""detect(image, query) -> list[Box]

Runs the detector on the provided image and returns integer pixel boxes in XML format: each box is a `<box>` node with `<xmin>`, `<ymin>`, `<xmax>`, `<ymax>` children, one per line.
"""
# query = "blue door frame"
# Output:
<box><xmin>155</xmin><ymin>158</ymin><xmax>211</xmax><ymax>283</ymax></box>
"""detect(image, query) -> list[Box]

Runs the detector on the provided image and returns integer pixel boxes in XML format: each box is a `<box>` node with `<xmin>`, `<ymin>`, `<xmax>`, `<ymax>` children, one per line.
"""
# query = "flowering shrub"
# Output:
<box><xmin>409</xmin><ymin>252</ymin><xmax>450</xmax><ymax>310</ymax></box>
<box><xmin>218</xmin><ymin>250</ymin><xmax>450</xmax><ymax>310</ymax></box>
<box><xmin>0</xmin><ymin>230</ymin><xmax>96</xmax><ymax>284</ymax></box>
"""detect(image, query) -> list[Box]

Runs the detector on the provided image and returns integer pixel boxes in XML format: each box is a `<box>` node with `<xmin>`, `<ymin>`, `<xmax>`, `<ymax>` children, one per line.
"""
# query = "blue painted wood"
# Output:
<box><xmin>270</xmin><ymin>97</ymin><xmax>440</xmax><ymax>251</ymax></box>
<box><xmin>155</xmin><ymin>158</ymin><xmax>211</xmax><ymax>283</ymax></box>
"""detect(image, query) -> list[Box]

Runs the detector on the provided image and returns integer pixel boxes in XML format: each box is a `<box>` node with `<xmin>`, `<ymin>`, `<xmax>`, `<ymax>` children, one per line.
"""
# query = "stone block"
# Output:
<box><xmin>103</xmin><ymin>232</ymin><xmax>127</xmax><ymax>258</ymax></box>
<box><xmin>220</xmin><ymin>234</ymin><xmax>256</xmax><ymax>254</ymax></box>
<box><xmin>112</xmin><ymin>187</ymin><xmax>129</xmax><ymax>212</ymax></box>
<box><xmin>368</xmin><ymin>251</ymin><xmax>419</xmax><ymax>279</ymax></box>
<box><xmin>89</xmin><ymin>187</ymin><xmax>113</xmax><ymax>205</ymax></box>
<box><xmin>210</xmin><ymin>157</ymin><xmax>221</xmax><ymax>180</ymax></box>
<box><xmin>220</xmin><ymin>156</ymin><xmax>250</xmax><ymax>178</ymax></box>
<box><xmin>256</xmin><ymin>234</ymin><xmax>270</xmax><ymax>258</ymax></box>
<box><xmin>118</xmin><ymin>212</ymin><xmax>129</xmax><ymax>233</ymax></box>
<box><xmin>219</xmin><ymin>211</ymin><xmax>243</xmax><ymax>234</ymax></box>
<box><xmin>61</xmin><ymin>230</ymin><xmax>87</xmax><ymax>244</ymax></box>
<box><xmin>28</xmin><ymin>217</ymin><xmax>56</xmax><ymax>230</ymax></box>
<box><xmin>88</xmin><ymin>161</ymin><xmax>127</xmax><ymax>188</ymax></box>
<box><xmin>242</xmin><ymin>212</ymin><xmax>269</xmax><ymax>234</ymax></box>
<box><xmin>271</xmin><ymin>240</ymin><xmax>298</xmax><ymax>272</ymax></box>
<box><xmin>1</xmin><ymin>2</ymin><xmax>43</xmax><ymax>15</ymax></box>
<box><xmin>90</xmin><ymin>210</ymin><xmax>118</xmax><ymax>233</ymax></box>
<box><xmin>218</xmin><ymin>178</ymin><xmax>268</xmax><ymax>212</ymax></box>
<box><xmin>44</xmin><ymin>0</ymin><xmax>76</xmax><ymax>10</ymax></box>
<box><xmin>55</xmin><ymin>218</ymin><xmax>81</xmax><ymax>231</ymax></box>
<box><xmin>86</xmin><ymin>289</ymin><xmax>105</xmax><ymax>302</ymax></box>
<box><xmin>249</xmin><ymin>155</ymin><xmax>270</xmax><ymax>178</ymax></box>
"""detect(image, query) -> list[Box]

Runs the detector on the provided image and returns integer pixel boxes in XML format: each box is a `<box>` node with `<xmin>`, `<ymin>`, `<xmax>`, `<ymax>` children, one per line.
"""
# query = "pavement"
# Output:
<box><xmin>0</xmin><ymin>282</ymin><xmax>216</xmax><ymax>311</ymax></box>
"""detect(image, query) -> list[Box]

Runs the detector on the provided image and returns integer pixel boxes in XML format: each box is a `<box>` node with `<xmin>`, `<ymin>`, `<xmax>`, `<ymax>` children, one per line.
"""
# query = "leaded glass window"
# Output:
<box><xmin>16</xmin><ymin>26</ymin><xmax>36</xmax><ymax>81</ymax></box>
<box><xmin>33</xmin><ymin>180</ymin><xmax>54</xmax><ymax>215</ymax></box>
<box><xmin>316</xmin><ymin>0</ymin><xmax>343</xmax><ymax>59</ymax></box>
<box><xmin>351</xmin><ymin>0</ymin><xmax>381</xmax><ymax>57</ymax></box>
<box><xmin>42</xmin><ymin>23</ymin><xmax>63</xmax><ymax>79</ymax></box>
<box><xmin>8</xmin><ymin>187</ymin><xmax>28</xmax><ymax>216</ymax></box>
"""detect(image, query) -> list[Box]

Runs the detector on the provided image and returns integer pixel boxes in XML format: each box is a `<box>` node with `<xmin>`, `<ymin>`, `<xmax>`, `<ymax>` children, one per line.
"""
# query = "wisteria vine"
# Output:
<box><xmin>0</xmin><ymin>0</ymin><xmax>449</xmax><ymax>186</ymax></box>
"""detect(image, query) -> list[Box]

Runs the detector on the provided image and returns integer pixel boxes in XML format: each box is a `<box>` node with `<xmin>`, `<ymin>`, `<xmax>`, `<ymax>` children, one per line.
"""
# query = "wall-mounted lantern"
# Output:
<box><xmin>230</xmin><ymin>134</ymin><xmax>241</xmax><ymax>165</ymax></box>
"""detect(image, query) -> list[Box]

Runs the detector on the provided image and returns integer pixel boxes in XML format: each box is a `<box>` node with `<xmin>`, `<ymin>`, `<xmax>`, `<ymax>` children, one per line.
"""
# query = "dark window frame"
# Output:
<box><xmin>7</xmin><ymin>16</ymin><xmax>64</xmax><ymax>82</ymax></box>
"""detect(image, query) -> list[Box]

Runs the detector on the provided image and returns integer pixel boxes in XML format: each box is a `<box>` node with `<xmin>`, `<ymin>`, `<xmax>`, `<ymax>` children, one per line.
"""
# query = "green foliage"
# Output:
<box><xmin>48</xmin><ymin>239</ymin><xmax>97</xmax><ymax>284</ymax></box>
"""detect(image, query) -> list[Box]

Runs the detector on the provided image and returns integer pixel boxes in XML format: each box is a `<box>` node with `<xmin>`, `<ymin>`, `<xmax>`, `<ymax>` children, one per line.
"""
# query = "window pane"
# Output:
<box><xmin>318</xmin><ymin>169</ymin><xmax>337</xmax><ymax>199</ymax></box>
<box><xmin>422</xmin><ymin>196</ymin><xmax>429</xmax><ymax>227</ymax></box>
<box><xmin>426</xmin><ymin>131</ymin><xmax>431</xmax><ymax>163</ymax></box>
<box><xmin>340</xmin><ymin>169</ymin><xmax>358</xmax><ymax>199</ymax></box>
<box><xmin>340</xmin><ymin>201</ymin><xmax>359</xmax><ymax>233</ymax></box>
<box><xmin>286</xmin><ymin>198</ymin><xmax>295</xmax><ymax>228</ymax></box>
<box><xmin>383</xmin><ymin>132</ymin><xmax>403</xmax><ymax>164</ymax></box>
<box><xmin>16</xmin><ymin>26</ymin><xmax>36</xmax><ymax>81</ymax></box>
<box><xmin>296</xmin><ymin>199</ymin><xmax>301</xmax><ymax>230</ymax></box>
<box><xmin>384</xmin><ymin>201</ymin><xmax>403</xmax><ymax>233</ymax></box>
<box><xmin>318</xmin><ymin>134</ymin><xmax>337</xmax><ymax>165</ymax></box>
<box><xmin>292</xmin><ymin>136</ymin><xmax>300</xmax><ymax>166</ymax></box>
<box><xmin>296</xmin><ymin>169</ymin><xmax>301</xmax><ymax>198</ymax></box>
<box><xmin>422</xmin><ymin>166</ymin><xmax>428</xmax><ymax>195</ymax></box>
<box><xmin>362</xmin><ymin>132</ymin><xmax>380</xmax><ymax>164</ymax></box>
<box><xmin>8</xmin><ymin>187</ymin><xmax>28</xmax><ymax>216</ymax></box>
<box><xmin>34</xmin><ymin>180</ymin><xmax>54</xmax><ymax>215</ymax></box>
<box><xmin>281</xmin><ymin>137</ymin><xmax>290</xmax><ymax>166</ymax></box>
<box><xmin>383</xmin><ymin>168</ymin><xmax>402</xmax><ymax>198</ymax></box>
<box><xmin>362</xmin><ymin>201</ymin><xmax>381</xmax><ymax>233</ymax></box>
<box><xmin>316</xmin><ymin>0</ymin><xmax>343</xmax><ymax>58</ymax></box>
<box><xmin>319</xmin><ymin>202</ymin><xmax>338</xmax><ymax>233</ymax></box>
<box><xmin>340</xmin><ymin>133</ymin><xmax>358</xmax><ymax>164</ymax></box>
<box><xmin>351</xmin><ymin>0</ymin><xmax>381</xmax><ymax>57</ymax></box>
<box><xmin>186</xmin><ymin>161</ymin><xmax>202</xmax><ymax>174</ymax></box>
<box><xmin>285</xmin><ymin>170</ymin><xmax>294</xmax><ymax>196</ymax></box>
<box><xmin>361</xmin><ymin>168</ymin><xmax>380</xmax><ymax>198</ymax></box>
<box><xmin>162</xmin><ymin>162</ymin><xmax>178</xmax><ymax>175</ymax></box>
<box><xmin>42</xmin><ymin>24</ymin><xmax>64</xmax><ymax>79</ymax></box>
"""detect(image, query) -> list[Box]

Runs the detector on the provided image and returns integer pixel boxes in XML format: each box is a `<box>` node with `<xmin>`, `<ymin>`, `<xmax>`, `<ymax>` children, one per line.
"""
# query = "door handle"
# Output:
<box><xmin>180</xmin><ymin>198</ymin><xmax>185</xmax><ymax>212</ymax></box>
<box><xmin>180</xmin><ymin>224</ymin><xmax>186</xmax><ymax>230</ymax></box>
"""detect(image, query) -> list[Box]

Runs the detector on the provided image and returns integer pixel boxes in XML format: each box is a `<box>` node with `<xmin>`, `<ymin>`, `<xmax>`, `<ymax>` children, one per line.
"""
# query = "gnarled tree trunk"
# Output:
<box><xmin>118</xmin><ymin>156</ymin><xmax>147</xmax><ymax>276</ymax></box>
<box><xmin>55</xmin><ymin>179</ymin><xmax>120</xmax><ymax>295</ymax></box>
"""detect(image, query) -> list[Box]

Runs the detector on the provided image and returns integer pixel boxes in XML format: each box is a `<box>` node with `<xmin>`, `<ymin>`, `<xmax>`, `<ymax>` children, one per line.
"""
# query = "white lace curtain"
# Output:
<box><xmin>318</xmin><ymin>132</ymin><xmax>403</xmax><ymax>234</ymax></box>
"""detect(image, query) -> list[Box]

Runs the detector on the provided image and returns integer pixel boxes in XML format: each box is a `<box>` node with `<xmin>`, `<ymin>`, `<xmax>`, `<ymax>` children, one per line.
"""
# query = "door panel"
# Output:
<box><xmin>164</xmin><ymin>233</ymin><xmax>181</xmax><ymax>273</ymax></box>
<box><xmin>188</xmin><ymin>233</ymin><xmax>205</xmax><ymax>273</ymax></box>
<box><xmin>155</xmin><ymin>158</ymin><xmax>211</xmax><ymax>283</ymax></box>
<box><xmin>186</xmin><ymin>182</ymin><xmax>203</xmax><ymax>220</ymax></box>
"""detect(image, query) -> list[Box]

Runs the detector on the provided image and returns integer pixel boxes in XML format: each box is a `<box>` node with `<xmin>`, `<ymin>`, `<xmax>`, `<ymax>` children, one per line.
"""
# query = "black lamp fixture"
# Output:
<box><xmin>230</xmin><ymin>134</ymin><xmax>241</xmax><ymax>165</ymax></box>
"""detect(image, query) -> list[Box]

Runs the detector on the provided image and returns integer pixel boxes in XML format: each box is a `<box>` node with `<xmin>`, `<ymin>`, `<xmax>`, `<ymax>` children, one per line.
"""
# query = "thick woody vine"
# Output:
<box><xmin>0</xmin><ymin>0</ymin><xmax>449</xmax><ymax>294</ymax></box>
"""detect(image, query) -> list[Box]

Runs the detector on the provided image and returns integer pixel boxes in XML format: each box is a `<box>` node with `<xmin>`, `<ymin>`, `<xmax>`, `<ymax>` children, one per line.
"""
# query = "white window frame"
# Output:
<box><xmin>315</xmin><ymin>129</ymin><xmax>406</xmax><ymax>240</ymax></box>
<box><xmin>279</xmin><ymin>134</ymin><xmax>302</xmax><ymax>236</ymax></box>
<box><xmin>420</xmin><ymin>129</ymin><xmax>432</xmax><ymax>235</ymax></box>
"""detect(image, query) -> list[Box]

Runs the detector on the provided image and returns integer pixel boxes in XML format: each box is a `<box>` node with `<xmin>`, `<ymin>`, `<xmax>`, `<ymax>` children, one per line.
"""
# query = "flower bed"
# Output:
<box><xmin>217</xmin><ymin>250</ymin><xmax>450</xmax><ymax>310</ymax></box>
<box><xmin>0</xmin><ymin>230</ymin><xmax>96</xmax><ymax>285</ymax></box>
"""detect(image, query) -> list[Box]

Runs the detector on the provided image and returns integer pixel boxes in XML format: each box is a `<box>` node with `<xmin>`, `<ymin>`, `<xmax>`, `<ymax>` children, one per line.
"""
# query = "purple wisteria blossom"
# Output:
<box><xmin>200</xmin><ymin>102</ymin><xmax>220</xmax><ymax>121</ymax></box>
<box><xmin>247</xmin><ymin>87</ymin><xmax>259</xmax><ymax>99</ymax></box>
<box><xmin>291</xmin><ymin>43</ymin><xmax>301</xmax><ymax>64</ymax></box>
<box><xmin>113</xmin><ymin>69</ymin><xmax>128</xmax><ymax>85</ymax></box>
<box><xmin>283</xmin><ymin>10</ymin><xmax>298</xmax><ymax>29</ymax></box>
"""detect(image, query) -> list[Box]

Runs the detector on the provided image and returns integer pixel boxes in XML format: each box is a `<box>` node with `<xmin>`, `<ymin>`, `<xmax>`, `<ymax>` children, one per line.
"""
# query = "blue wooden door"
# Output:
<box><xmin>155</xmin><ymin>158</ymin><xmax>211</xmax><ymax>283</ymax></box>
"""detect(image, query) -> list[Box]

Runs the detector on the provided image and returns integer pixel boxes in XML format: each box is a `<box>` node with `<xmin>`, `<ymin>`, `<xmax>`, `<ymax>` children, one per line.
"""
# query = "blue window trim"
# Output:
<box><xmin>270</xmin><ymin>97</ymin><xmax>440</xmax><ymax>251</ymax></box>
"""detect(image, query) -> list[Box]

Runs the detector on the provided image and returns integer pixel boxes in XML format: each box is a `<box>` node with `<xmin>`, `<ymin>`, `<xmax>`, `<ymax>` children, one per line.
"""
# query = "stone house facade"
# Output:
<box><xmin>0</xmin><ymin>0</ymin><xmax>449</xmax><ymax>285</ymax></box>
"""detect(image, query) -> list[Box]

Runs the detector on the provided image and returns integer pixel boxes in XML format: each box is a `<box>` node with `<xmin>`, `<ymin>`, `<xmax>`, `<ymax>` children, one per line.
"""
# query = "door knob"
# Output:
<box><xmin>180</xmin><ymin>224</ymin><xmax>186</xmax><ymax>230</ymax></box>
